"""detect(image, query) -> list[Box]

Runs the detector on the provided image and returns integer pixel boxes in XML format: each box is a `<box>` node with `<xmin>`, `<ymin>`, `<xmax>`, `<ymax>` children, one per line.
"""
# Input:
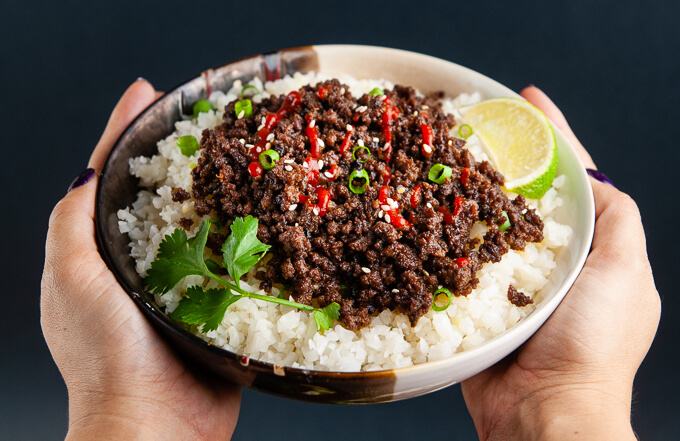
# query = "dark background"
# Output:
<box><xmin>2</xmin><ymin>0</ymin><xmax>678</xmax><ymax>439</ymax></box>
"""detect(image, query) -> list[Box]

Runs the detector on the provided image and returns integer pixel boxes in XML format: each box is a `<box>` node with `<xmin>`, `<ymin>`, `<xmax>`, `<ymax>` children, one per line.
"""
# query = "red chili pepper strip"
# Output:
<box><xmin>382</xmin><ymin>166</ymin><xmax>391</xmax><ymax>185</ymax></box>
<box><xmin>421</xmin><ymin>124</ymin><xmax>434</xmax><ymax>157</ymax></box>
<box><xmin>314</xmin><ymin>187</ymin><xmax>331</xmax><ymax>216</ymax></box>
<box><xmin>305</xmin><ymin>156</ymin><xmax>320</xmax><ymax>187</ymax></box>
<box><xmin>438</xmin><ymin>206</ymin><xmax>454</xmax><ymax>224</ymax></box>
<box><xmin>248</xmin><ymin>162</ymin><xmax>263</xmax><ymax>177</ymax></box>
<box><xmin>390</xmin><ymin>214</ymin><xmax>410</xmax><ymax>228</ymax></box>
<box><xmin>378</xmin><ymin>185</ymin><xmax>390</xmax><ymax>204</ymax></box>
<box><xmin>252</xmin><ymin>91</ymin><xmax>302</xmax><ymax>157</ymax></box>
<box><xmin>453</xmin><ymin>197</ymin><xmax>464</xmax><ymax>216</ymax></box>
<box><xmin>298</xmin><ymin>193</ymin><xmax>309</xmax><ymax>204</ymax></box>
<box><xmin>306</xmin><ymin>122</ymin><xmax>321</xmax><ymax>158</ymax></box>
<box><xmin>411</xmin><ymin>185</ymin><xmax>422</xmax><ymax>208</ymax></box>
<box><xmin>456</xmin><ymin>257</ymin><xmax>469</xmax><ymax>268</ymax></box>
<box><xmin>461</xmin><ymin>168</ymin><xmax>470</xmax><ymax>186</ymax></box>
<box><xmin>339</xmin><ymin>126</ymin><xmax>353</xmax><ymax>155</ymax></box>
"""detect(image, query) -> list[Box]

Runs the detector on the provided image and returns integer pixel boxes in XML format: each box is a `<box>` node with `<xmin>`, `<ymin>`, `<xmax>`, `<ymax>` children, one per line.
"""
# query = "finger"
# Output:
<box><xmin>89</xmin><ymin>79</ymin><xmax>157</xmax><ymax>172</ymax></box>
<box><xmin>520</xmin><ymin>86</ymin><xmax>596</xmax><ymax>170</ymax></box>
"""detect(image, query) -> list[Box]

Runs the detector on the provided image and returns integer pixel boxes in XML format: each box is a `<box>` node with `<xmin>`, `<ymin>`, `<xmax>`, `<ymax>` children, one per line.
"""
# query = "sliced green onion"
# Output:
<box><xmin>432</xmin><ymin>288</ymin><xmax>452</xmax><ymax>311</ymax></box>
<box><xmin>235</xmin><ymin>99</ymin><xmax>252</xmax><ymax>118</ymax></box>
<box><xmin>352</xmin><ymin>145</ymin><xmax>371</xmax><ymax>163</ymax></box>
<box><xmin>499</xmin><ymin>211</ymin><xmax>511</xmax><ymax>232</ymax></box>
<box><xmin>259</xmin><ymin>150</ymin><xmax>280</xmax><ymax>170</ymax></box>
<box><xmin>348</xmin><ymin>169</ymin><xmax>370</xmax><ymax>194</ymax></box>
<box><xmin>458</xmin><ymin>124</ymin><xmax>473</xmax><ymax>139</ymax></box>
<box><xmin>369</xmin><ymin>87</ymin><xmax>384</xmax><ymax>96</ymax></box>
<box><xmin>177</xmin><ymin>135</ymin><xmax>199</xmax><ymax>156</ymax></box>
<box><xmin>428</xmin><ymin>164</ymin><xmax>453</xmax><ymax>184</ymax></box>
<box><xmin>192</xmin><ymin>99</ymin><xmax>214</xmax><ymax>118</ymax></box>
<box><xmin>240</xmin><ymin>84</ymin><xmax>260</xmax><ymax>97</ymax></box>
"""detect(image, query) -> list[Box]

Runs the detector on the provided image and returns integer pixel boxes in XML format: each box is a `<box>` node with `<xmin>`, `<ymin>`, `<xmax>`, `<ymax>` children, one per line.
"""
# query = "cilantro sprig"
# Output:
<box><xmin>145</xmin><ymin>216</ymin><xmax>340</xmax><ymax>333</ymax></box>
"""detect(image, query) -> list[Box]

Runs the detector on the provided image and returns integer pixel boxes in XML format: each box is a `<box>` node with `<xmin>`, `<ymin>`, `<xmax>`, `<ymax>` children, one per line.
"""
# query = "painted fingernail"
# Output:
<box><xmin>68</xmin><ymin>168</ymin><xmax>95</xmax><ymax>192</ymax></box>
<box><xmin>586</xmin><ymin>168</ymin><xmax>615</xmax><ymax>187</ymax></box>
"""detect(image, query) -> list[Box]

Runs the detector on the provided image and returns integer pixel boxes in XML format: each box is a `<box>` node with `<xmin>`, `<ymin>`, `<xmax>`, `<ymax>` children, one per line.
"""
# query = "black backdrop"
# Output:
<box><xmin>2</xmin><ymin>0</ymin><xmax>678</xmax><ymax>439</ymax></box>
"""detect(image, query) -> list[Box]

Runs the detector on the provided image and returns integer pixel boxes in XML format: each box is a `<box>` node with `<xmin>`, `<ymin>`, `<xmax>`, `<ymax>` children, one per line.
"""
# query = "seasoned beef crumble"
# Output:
<box><xmin>191</xmin><ymin>80</ymin><xmax>544</xmax><ymax>330</ymax></box>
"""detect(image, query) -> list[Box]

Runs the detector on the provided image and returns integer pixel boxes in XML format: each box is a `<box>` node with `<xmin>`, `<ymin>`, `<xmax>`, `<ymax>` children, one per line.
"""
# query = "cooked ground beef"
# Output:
<box><xmin>508</xmin><ymin>285</ymin><xmax>534</xmax><ymax>307</ymax></box>
<box><xmin>191</xmin><ymin>80</ymin><xmax>543</xmax><ymax>330</ymax></box>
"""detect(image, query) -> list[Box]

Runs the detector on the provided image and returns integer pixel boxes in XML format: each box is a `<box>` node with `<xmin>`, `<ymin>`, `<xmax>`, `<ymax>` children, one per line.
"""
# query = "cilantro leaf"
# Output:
<box><xmin>313</xmin><ymin>302</ymin><xmax>341</xmax><ymax>332</ymax></box>
<box><xmin>145</xmin><ymin>221</ymin><xmax>213</xmax><ymax>294</ymax></box>
<box><xmin>222</xmin><ymin>215</ymin><xmax>270</xmax><ymax>287</ymax></box>
<box><xmin>171</xmin><ymin>285</ymin><xmax>241</xmax><ymax>332</ymax></box>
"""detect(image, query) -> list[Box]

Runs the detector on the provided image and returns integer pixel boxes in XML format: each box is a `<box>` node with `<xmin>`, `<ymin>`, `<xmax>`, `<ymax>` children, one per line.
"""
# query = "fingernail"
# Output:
<box><xmin>68</xmin><ymin>168</ymin><xmax>96</xmax><ymax>192</ymax></box>
<box><xmin>136</xmin><ymin>77</ymin><xmax>147</xmax><ymax>83</ymax></box>
<box><xmin>526</xmin><ymin>83</ymin><xmax>535</xmax><ymax>88</ymax></box>
<box><xmin>586</xmin><ymin>168</ymin><xmax>615</xmax><ymax>187</ymax></box>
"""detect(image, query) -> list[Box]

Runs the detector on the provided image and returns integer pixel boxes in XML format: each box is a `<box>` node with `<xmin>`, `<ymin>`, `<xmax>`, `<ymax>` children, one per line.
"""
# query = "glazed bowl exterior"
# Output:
<box><xmin>96</xmin><ymin>45</ymin><xmax>595</xmax><ymax>404</ymax></box>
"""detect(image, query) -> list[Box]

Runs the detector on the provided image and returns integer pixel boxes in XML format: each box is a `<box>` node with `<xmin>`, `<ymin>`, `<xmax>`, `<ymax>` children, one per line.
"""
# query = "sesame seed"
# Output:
<box><xmin>265</xmin><ymin>142</ymin><xmax>271</xmax><ymax>149</ymax></box>
<box><xmin>340</xmin><ymin>87</ymin><xmax>346</xmax><ymax>94</ymax></box>
<box><xmin>422</xmin><ymin>105</ymin><xmax>429</xmax><ymax>110</ymax></box>
<box><xmin>317</xmin><ymin>160</ymin><xmax>324</xmax><ymax>170</ymax></box>
<box><xmin>302</xmin><ymin>162</ymin><xmax>309</xmax><ymax>168</ymax></box>
<box><xmin>448</xmin><ymin>139</ymin><xmax>453</xmax><ymax>146</ymax></box>
<box><xmin>284</xmin><ymin>165</ymin><xmax>293</xmax><ymax>171</ymax></box>
<box><xmin>358</xmin><ymin>139</ymin><xmax>365</xmax><ymax>146</ymax></box>
<box><xmin>245</xmin><ymin>143</ymin><xmax>254</xmax><ymax>149</ymax></box>
<box><xmin>239</xmin><ymin>138</ymin><xmax>246</xmax><ymax>145</ymax></box>
<box><xmin>237</xmin><ymin>110</ymin><xmax>245</xmax><ymax>119</ymax></box>
<box><xmin>413</xmin><ymin>111</ymin><xmax>419</xmax><ymax>116</ymax></box>
<box><xmin>358</xmin><ymin>106</ymin><xmax>367</xmax><ymax>113</ymax></box>
<box><xmin>373</xmin><ymin>137</ymin><xmax>379</xmax><ymax>143</ymax></box>
<box><xmin>324</xmin><ymin>171</ymin><xmax>333</xmax><ymax>178</ymax></box>
<box><xmin>318</xmin><ymin>138</ymin><xmax>325</xmax><ymax>148</ymax></box>
<box><xmin>361</xmin><ymin>267</ymin><xmax>371</xmax><ymax>274</ymax></box>
<box><xmin>346</xmin><ymin>124</ymin><xmax>353</xmax><ymax>132</ymax></box>
<box><xmin>386</xmin><ymin>198</ymin><xmax>395</xmax><ymax>205</ymax></box>
<box><xmin>310</xmin><ymin>119</ymin><xmax>316</xmax><ymax>128</ymax></box>
<box><xmin>426</xmin><ymin>202</ymin><xmax>433</xmax><ymax>208</ymax></box>
<box><xmin>258</xmin><ymin>124</ymin><xmax>265</xmax><ymax>131</ymax></box>
<box><xmin>288</xmin><ymin>204</ymin><xmax>297</xmax><ymax>211</ymax></box>
<box><xmin>261</xmin><ymin>117</ymin><xmax>266</xmax><ymax>125</ymax></box>
<box><xmin>284</xmin><ymin>159</ymin><xmax>295</xmax><ymax>164</ymax></box>
<box><xmin>385</xmin><ymin>214</ymin><xmax>391</xmax><ymax>223</ymax></box>
<box><xmin>378</xmin><ymin>210</ymin><xmax>384</xmax><ymax>218</ymax></box>
<box><xmin>423</xmin><ymin>269</ymin><xmax>430</xmax><ymax>276</ymax></box>
<box><xmin>266</xmin><ymin>133</ymin><xmax>275</xmax><ymax>141</ymax></box>
<box><xmin>423</xmin><ymin>144</ymin><xmax>433</xmax><ymax>154</ymax></box>
<box><xmin>182</xmin><ymin>205</ymin><xmax>189</xmax><ymax>213</ymax></box>
<box><xmin>381</xmin><ymin>204</ymin><xmax>391</xmax><ymax>211</ymax></box>
<box><xmin>392</xmin><ymin>289</ymin><xmax>399</xmax><ymax>293</ymax></box>
<box><xmin>313</xmin><ymin>207</ymin><xmax>320</xmax><ymax>216</ymax></box>
<box><xmin>233</xmin><ymin>80</ymin><xmax>242</xmax><ymax>88</ymax></box>
<box><xmin>397</xmin><ymin>187</ymin><xmax>406</xmax><ymax>194</ymax></box>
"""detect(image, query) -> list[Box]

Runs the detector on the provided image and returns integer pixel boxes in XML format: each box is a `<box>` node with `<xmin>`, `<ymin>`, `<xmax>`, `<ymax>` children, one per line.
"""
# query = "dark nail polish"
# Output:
<box><xmin>586</xmin><ymin>168</ymin><xmax>615</xmax><ymax>187</ymax></box>
<box><xmin>68</xmin><ymin>168</ymin><xmax>95</xmax><ymax>192</ymax></box>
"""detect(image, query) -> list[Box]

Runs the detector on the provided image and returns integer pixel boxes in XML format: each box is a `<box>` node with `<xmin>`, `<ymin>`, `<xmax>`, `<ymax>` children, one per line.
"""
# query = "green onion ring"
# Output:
<box><xmin>352</xmin><ymin>145</ymin><xmax>371</xmax><ymax>163</ymax></box>
<box><xmin>348</xmin><ymin>169</ymin><xmax>370</xmax><ymax>194</ymax></box>
<box><xmin>428</xmin><ymin>164</ymin><xmax>453</xmax><ymax>184</ymax></box>
<box><xmin>240</xmin><ymin>84</ymin><xmax>260</xmax><ymax>97</ymax></box>
<box><xmin>177</xmin><ymin>135</ymin><xmax>199</xmax><ymax>157</ymax></box>
<box><xmin>369</xmin><ymin>87</ymin><xmax>384</xmax><ymax>96</ymax></box>
<box><xmin>499</xmin><ymin>211</ymin><xmax>511</xmax><ymax>232</ymax></box>
<box><xmin>259</xmin><ymin>150</ymin><xmax>280</xmax><ymax>170</ymax></box>
<box><xmin>458</xmin><ymin>124</ymin><xmax>473</xmax><ymax>139</ymax></box>
<box><xmin>432</xmin><ymin>288</ymin><xmax>452</xmax><ymax>311</ymax></box>
<box><xmin>235</xmin><ymin>99</ymin><xmax>253</xmax><ymax>118</ymax></box>
<box><xmin>192</xmin><ymin>99</ymin><xmax>214</xmax><ymax>118</ymax></box>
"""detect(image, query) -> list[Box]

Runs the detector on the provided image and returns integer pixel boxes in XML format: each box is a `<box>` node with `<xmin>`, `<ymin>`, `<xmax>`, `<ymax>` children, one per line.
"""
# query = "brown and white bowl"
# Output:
<box><xmin>96</xmin><ymin>45</ymin><xmax>595</xmax><ymax>404</ymax></box>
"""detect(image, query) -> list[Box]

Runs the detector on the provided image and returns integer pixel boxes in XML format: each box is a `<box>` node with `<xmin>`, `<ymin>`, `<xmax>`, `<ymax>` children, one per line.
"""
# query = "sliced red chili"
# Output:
<box><xmin>390</xmin><ymin>214</ymin><xmax>409</xmax><ymax>228</ymax></box>
<box><xmin>317</xmin><ymin>86</ymin><xmax>328</xmax><ymax>99</ymax></box>
<box><xmin>411</xmin><ymin>185</ymin><xmax>422</xmax><ymax>208</ymax></box>
<box><xmin>453</xmin><ymin>197</ymin><xmax>464</xmax><ymax>216</ymax></box>
<box><xmin>298</xmin><ymin>193</ymin><xmax>309</xmax><ymax>204</ymax></box>
<box><xmin>339</xmin><ymin>126</ymin><xmax>353</xmax><ymax>155</ymax></box>
<box><xmin>421</xmin><ymin>124</ymin><xmax>434</xmax><ymax>157</ymax></box>
<box><xmin>438</xmin><ymin>206</ymin><xmax>454</xmax><ymax>224</ymax></box>
<box><xmin>306</xmin><ymin>122</ymin><xmax>321</xmax><ymax>158</ymax></box>
<box><xmin>461</xmin><ymin>168</ymin><xmax>470</xmax><ymax>186</ymax></box>
<box><xmin>248</xmin><ymin>162</ymin><xmax>263</xmax><ymax>177</ymax></box>
<box><xmin>456</xmin><ymin>257</ymin><xmax>469</xmax><ymax>268</ymax></box>
<box><xmin>378</xmin><ymin>185</ymin><xmax>390</xmax><ymax>205</ymax></box>
<box><xmin>326</xmin><ymin>164</ymin><xmax>339</xmax><ymax>181</ymax></box>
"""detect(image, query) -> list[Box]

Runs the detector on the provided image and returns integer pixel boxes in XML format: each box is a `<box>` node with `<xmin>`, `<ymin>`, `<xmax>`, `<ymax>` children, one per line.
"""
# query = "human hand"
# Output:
<box><xmin>461</xmin><ymin>86</ymin><xmax>660</xmax><ymax>441</ymax></box>
<box><xmin>41</xmin><ymin>80</ymin><xmax>241</xmax><ymax>441</ymax></box>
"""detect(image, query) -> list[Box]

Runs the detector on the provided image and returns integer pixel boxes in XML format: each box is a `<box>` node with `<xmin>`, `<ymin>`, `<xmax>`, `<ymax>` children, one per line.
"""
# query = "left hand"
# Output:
<box><xmin>41</xmin><ymin>79</ymin><xmax>241</xmax><ymax>441</ymax></box>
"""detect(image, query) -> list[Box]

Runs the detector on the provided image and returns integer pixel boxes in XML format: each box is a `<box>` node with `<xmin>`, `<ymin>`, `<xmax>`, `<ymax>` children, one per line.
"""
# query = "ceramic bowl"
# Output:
<box><xmin>96</xmin><ymin>45</ymin><xmax>595</xmax><ymax>404</ymax></box>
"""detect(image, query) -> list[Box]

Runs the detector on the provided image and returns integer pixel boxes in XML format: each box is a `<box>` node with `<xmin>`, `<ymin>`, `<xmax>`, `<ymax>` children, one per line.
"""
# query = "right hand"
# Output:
<box><xmin>461</xmin><ymin>86</ymin><xmax>661</xmax><ymax>441</ymax></box>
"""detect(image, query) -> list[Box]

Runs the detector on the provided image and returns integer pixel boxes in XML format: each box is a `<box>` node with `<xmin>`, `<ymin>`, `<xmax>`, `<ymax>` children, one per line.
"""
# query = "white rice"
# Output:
<box><xmin>117</xmin><ymin>72</ymin><xmax>573</xmax><ymax>372</ymax></box>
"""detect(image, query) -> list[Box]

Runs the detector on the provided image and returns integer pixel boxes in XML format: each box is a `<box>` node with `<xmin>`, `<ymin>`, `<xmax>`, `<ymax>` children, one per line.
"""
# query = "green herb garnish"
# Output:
<box><xmin>235</xmin><ymin>99</ymin><xmax>252</xmax><ymax>118</ymax></box>
<box><xmin>259</xmin><ymin>150</ymin><xmax>280</xmax><ymax>170</ymax></box>
<box><xmin>348</xmin><ymin>169</ymin><xmax>370</xmax><ymax>194</ymax></box>
<box><xmin>432</xmin><ymin>287</ymin><xmax>452</xmax><ymax>311</ymax></box>
<box><xmin>499</xmin><ymin>211</ymin><xmax>511</xmax><ymax>232</ymax></box>
<box><xmin>146</xmin><ymin>217</ymin><xmax>340</xmax><ymax>332</ymax></box>
<box><xmin>428</xmin><ymin>163</ymin><xmax>453</xmax><ymax>184</ymax></box>
<box><xmin>177</xmin><ymin>135</ymin><xmax>199</xmax><ymax>157</ymax></box>
<box><xmin>369</xmin><ymin>87</ymin><xmax>384</xmax><ymax>96</ymax></box>
<box><xmin>352</xmin><ymin>145</ymin><xmax>371</xmax><ymax>163</ymax></box>
<box><xmin>193</xmin><ymin>99</ymin><xmax>214</xmax><ymax>118</ymax></box>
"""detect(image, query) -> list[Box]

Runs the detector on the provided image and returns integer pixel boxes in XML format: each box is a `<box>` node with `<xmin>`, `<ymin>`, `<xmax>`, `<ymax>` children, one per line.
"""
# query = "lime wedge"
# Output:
<box><xmin>461</xmin><ymin>97</ymin><xmax>557</xmax><ymax>199</ymax></box>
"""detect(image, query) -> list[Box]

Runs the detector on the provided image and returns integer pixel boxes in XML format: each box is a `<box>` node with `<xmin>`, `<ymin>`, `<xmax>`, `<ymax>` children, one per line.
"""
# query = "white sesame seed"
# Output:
<box><xmin>237</xmin><ymin>110</ymin><xmax>245</xmax><ymax>119</ymax></box>
<box><xmin>361</xmin><ymin>267</ymin><xmax>371</xmax><ymax>274</ymax></box>
<box><xmin>284</xmin><ymin>159</ymin><xmax>295</xmax><ymax>164</ymax></box>
<box><xmin>245</xmin><ymin>143</ymin><xmax>254</xmax><ymax>149</ymax></box>
<box><xmin>318</xmin><ymin>138</ymin><xmax>325</xmax><ymax>148</ymax></box>
<box><xmin>397</xmin><ymin>187</ymin><xmax>406</xmax><ymax>194</ymax></box>
<box><xmin>392</xmin><ymin>289</ymin><xmax>399</xmax><ymax>293</ymax></box>
<box><xmin>423</xmin><ymin>269</ymin><xmax>430</xmax><ymax>276</ymax></box>
<box><xmin>373</xmin><ymin>137</ymin><xmax>379</xmax><ymax>143</ymax></box>
<box><xmin>284</xmin><ymin>165</ymin><xmax>293</xmax><ymax>171</ymax></box>
<box><xmin>358</xmin><ymin>106</ymin><xmax>367</xmax><ymax>113</ymax></box>
<box><xmin>239</xmin><ymin>138</ymin><xmax>246</xmax><ymax>145</ymax></box>
<box><xmin>340</xmin><ymin>87</ymin><xmax>345</xmax><ymax>94</ymax></box>
<box><xmin>182</xmin><ymin>205</ymin><xmax>189</xmax><ymax>214</ymax></box>
<box><xmin>317</xmin><ymin>160</ymin><xmax>324</xmax><ymax>170</ymax></box>
<box><xmin>302</xmin><ymin>162</ymin><xmax>309</xmax><ymax>168</ymax></box>
<box><xmin>358</xmin><ymin>139</ymin><xmax>365</xmax><ymax>146</ymax></box>
<box><xmin>378</xmin><ymin>210</ymin><xmax>384</xmax><ymax>218</ymax></box>
<box><xmin>324</xmin><ymin>171</ymin><xmax>333</xmax><ymax>178</ymax></box>
<box><xmin>422</xmin><ymin>105</ymin><xmax>429</xmax><ymax>110</ymax></box>
<box><xmin>310</xmin><ymin>119</ymin><xmax>316</xmax><ymax>128</ymax></box>
<box><xmin>288</xmin><ymin>204</ymin><xmax>297</xmax><ymax>211</ymax></box>
<box><xmin>266</xmin><ymin>133</ymin><xmax>275</xmax><ymax>141</ymax></box>
<box><xmin>385</xmin><ymin>214</ymin><xmax>391</xmax><ymax>223</ymax></box>
<box><xmin>233</xmin><ymin>79</ymin><xmax>242</xmax><ymax>88</ymax></box>
<box><xmin>381</xmin><ymin>204</ymin><xmax>391</xmax><ymax>211</ymax></box>
<box><xmin>313</xmin><ymin>207</ymin><xmax>320</xmax><ymax>216</ymax></box>
<box><xmin>261</xmin><ymin>117</ymin><xmax>266</xmax><ymax>125</ymax></box>
<box><xmin>295</xmin><ymin>223</ymin><xmax>299</xmax><ymax>227</ymax></box>
<box><xmin>423</xmin><ymin>144</ymin><xmax>433</xmax><ymax>154</ymax></box>
<box><xmin>426</xmin><ymin>202</ymin><xmax>433</xmax><ymax>208</ymax></box>
<box><xmin>386</xmin><ymin>198</ymin><xmax>395</xmax><ymax>205</ymax></box>
<box><xmin>448</xmin><ymin>139</ymin><xmax>453</xmax><ymax>146</ymax></box>
<box><xmin>413</xmin><ymin>111</ymin><xmax>418</xmax><ymax>116</ymax></box>
<box><xmin>258</xmin><ymin>124</ymin><xmax>265</xmax><ymax>131</ymax></box>
<box><xmin>346</xmin><ymin>124</ymin><xmax>353</xmax><ymax>132</ymax></box>
<box><xmin>265</xmin><ymin>142</ymin><xmax>271</xmax><ymax>149</ymax></box>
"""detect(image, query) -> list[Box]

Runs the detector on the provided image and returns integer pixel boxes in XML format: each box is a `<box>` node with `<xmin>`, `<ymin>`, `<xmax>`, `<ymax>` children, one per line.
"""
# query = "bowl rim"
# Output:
<box><xmin>96</xmin><ymin>43</ymin><xmax>595</xmax><ymax>379</ymax></box>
